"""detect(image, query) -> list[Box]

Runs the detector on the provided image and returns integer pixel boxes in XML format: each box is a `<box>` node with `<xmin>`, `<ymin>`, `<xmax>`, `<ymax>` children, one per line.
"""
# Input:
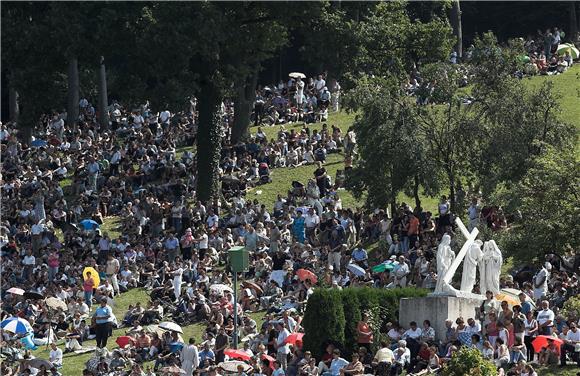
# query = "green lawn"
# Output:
<box><xmin>44</xmin><ymin>66</ymin><xmax>580</xmax><ymax>375</ymax></box>
<box><xmin>523</xmin><ymin>64</ymin><xmax>580</xmax><ymax>130</ymax></box>
<box><xmin>30</xmin><ymin>288</ymin><xmax>266</xmax><ymax>375</ymax></box>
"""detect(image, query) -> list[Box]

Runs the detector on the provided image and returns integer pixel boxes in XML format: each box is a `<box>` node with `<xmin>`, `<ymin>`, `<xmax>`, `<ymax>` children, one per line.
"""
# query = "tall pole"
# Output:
<box><xmin>233</xmin><ymin>271</ymin><xmax>238</xmax><ymax>349</ymax></box>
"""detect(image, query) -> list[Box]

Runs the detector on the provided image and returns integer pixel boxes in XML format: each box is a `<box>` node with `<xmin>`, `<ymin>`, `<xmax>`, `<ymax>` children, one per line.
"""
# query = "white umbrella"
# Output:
<box><xmin>6</xmin><ymin>287</ymin><xmax>25</xmax><ymax>295</ymax></box>
<box><xmin>347</xmin><ymin>263</ymin><xmax>366</xmax><ymax>277</ymax></box>
<box><xmin>1</xmin><ymin>317</ymin><xmax>33</xmax><ymax>334</ymax></box>
<box><xmin>218</xmin><ymin>361</ymin><xmax>252</xmax><ymax>373</ymax></box>
<box><xmin>210</xmin><ymin>284</ymin><xmax>234</xmax><ymax>295</ymax></box>
<box><xmin>45</xmin><ymin>297</ymin><xmax>68</xmax><ymax>311</ymax></box>
<box><xmin>288</xmin><ymin>72</ymin><xmax>306</xmax><ymax>79</ymax></box>
<box><xmin>158</xmin><ymin>321</ymin><xmax>183</xmax><ymax>334</ymax></box>
<box><xmin>557</xmin><ymin>43</ymin><xmax>579</xmax><ymax>59</ymax></box>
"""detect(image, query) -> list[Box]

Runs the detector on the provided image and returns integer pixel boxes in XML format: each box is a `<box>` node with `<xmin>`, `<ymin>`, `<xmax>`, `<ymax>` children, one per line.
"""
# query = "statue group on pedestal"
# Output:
<box><xmin>434</xmin><ymin>218</ymin><xmax>503</xmax><ymax>296</ymax></box>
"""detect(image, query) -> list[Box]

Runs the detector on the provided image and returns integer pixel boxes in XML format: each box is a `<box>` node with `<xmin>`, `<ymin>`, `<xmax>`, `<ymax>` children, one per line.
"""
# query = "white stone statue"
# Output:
<box><xmin>460</xmin><ymin>240</ymin><xmax>483</xmax><ymax>293</ymax></box>
<box><xmin>480</xmin><ymin>240</ymin><xmax>503</xmax><ymax>294</ymax></box>
<box><xmin>435</xmin><ymin>234</ymin><xmax>455</xmax><ymax>293</ymax></box>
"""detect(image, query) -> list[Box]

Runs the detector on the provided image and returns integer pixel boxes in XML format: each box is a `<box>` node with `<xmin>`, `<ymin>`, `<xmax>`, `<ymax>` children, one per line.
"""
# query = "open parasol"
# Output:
<box><xmin>7</xmin><ymin>287</ymin><xmax>25</xmax><ymax>295</ymax></box>
<box><xmin>160</xmin><ymin>365</ymin><xmax>186</xmax><ymax>375</ymax></box>
<box><xmin>26</xmin><ymin>358</ymin><xmax>53</xmax><ymax>369</ymax></box>
<box><xmin>159</xmin><ymin>321</ymin><xmax>183</xmax><ymax>334</ymax></box>
<box><xmin>347</xmin><ymin>263</ymin><xmax>366</xmax><ymax>277</ymax></box>
<box><xmin>218</xmin><ymin>361</ymin><xmax>252</xmax><ymax>373</ymax></box>
<box><xmin>241</xmin><ymin>281</ymin><xmax>263</xmax><ymax>296</ymax></box>
<box><xmin>224</xmin><ymin>348</ymin><xmax>252</xmax><ymax>361</ymax></box>
<box><xmin>284</xmin><ymin>332</ymin><xmax>304</xmax><ymax>345</ymax></box>
<box><xmin>45</xmin><ymin>297</ymin><xmax>68</xmax><ymax>311</ymax></box>
<box><xmin>288</xmin><ymin>72</ymin><xmax>306</xmax><ymax>79</ymax></box>
<box><xmin>23</xmin><ymin>290</ymin><xmax>44</xmax><ymax>300</ymax></box>
<box><xmin>532</xmin><ymin>335</ymin><xmax>563</xmax><ymax>353</ymax></box>
<box><xmin>83</xmin><ymin>267</ymin><xmax>100</xmax><ymax>289</ymax></box>
<box><xmin>210</xmin><ymin>284</ymin><xmax>234</xmax><ymax>295</ymax></box>
<box><xmin>296</xmin><ymin>269</ymin><xmax>317</xmax><ymax>284</ymax></box>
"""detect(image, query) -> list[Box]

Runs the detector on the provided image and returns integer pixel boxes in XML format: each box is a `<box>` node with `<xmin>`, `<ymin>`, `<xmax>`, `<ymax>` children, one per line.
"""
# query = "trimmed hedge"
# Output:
<box><xmin>302</xmin><ymin>287</ymin><xmax>428</xmax><ymax>358</ymax></box>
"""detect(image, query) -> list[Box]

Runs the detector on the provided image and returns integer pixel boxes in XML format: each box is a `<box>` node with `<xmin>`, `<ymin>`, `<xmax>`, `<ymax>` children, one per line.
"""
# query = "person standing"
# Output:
<box><xmin>533</xmin><ymin>263</ymin><xmax>550</xmax><ymax>301</ymax></box>
<box><xmin>106</xmin><ymin>253</ymin><xmax>121</xmax><ymax>296</ymax></box>
<box><xmin>94</xmin><ymin>297</ymin><xmax>113</xmax><ymax>348</ymax></box>
<box><xmin>357</xmin><ymin>313</ymin><xmax>373</xmax><ymax>351</ymax></box>
<box><xmin>181</xmin><ymin>338</ymin><xmax>200</xmax><ymax>376</ymax></box>
<box><xmin>276</xmin><ymin>322</ymin><xmax>291</xmax><ymax>370</ymax></box>
<box><xmin>172</xmin><ymin>262</ymin><xmax>184</xmax><ymax>302</ymax></box>
<box><xmin>523</xmin><ymin>310</ymin><xmax>538</xmax><ymax>362</ymax></box>
<box><xmin>83</xmin><ymin>271</ymin><xmax>95</xmax><ymax>309</ymax></box>
<box><xmin>537</xmin><ymin>300</ymin><xmax>555</xmax><ymax>336</ymax></box>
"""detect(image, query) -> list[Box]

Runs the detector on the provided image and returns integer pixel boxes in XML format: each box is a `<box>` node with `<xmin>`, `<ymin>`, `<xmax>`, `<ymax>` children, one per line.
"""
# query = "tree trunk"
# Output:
<box><xmin>67</xmin><ymin>56</ymin><xmax>80</xmax><ymax>129</ymax></box>
<box><xmin>449</xmin><ymin>0</ymin><xmax>463</xmax><ymax>59</ymax></box>
<box><xmin>570</xmin><ymin>2</ymin><xmax>578</xmax><ymax>41</ymax></box>
<box><xmin>413</xmin><ymin>175</ymin><xmax>421</xmax><ymax>210</ymax></box>
<box><xmin>97</xmin><ymin>56</ymin><xmax>109</xmax><ymax>129</ymax></box>
<box><xmin>196</xmin><ymin>76</ymin><xmax>223</xmax><ymax>203</ymax></box>
<box><xmin>8</xmin><ymin>75</ymin><xmax>19</xmax><ymax>124</ymax></box>
<box><xmin>231</xmin><ymin>70</ymin><xmax>258</xmax><ymax>144</ymax></box>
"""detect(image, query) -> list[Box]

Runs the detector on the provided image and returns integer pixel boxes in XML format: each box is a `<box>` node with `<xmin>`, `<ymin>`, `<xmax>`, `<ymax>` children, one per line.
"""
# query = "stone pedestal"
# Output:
<box><xmin>399</xmin><ymin>295</ymin><xmax>484</xmax><ymax>341</ymax></box>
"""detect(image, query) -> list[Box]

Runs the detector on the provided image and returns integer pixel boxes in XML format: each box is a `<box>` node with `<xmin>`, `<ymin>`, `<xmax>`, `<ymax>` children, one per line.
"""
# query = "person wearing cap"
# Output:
<box><xmin>93</xmin><ymin>297</ymin><xmax>113</xmax><ymax>348</ymax></box>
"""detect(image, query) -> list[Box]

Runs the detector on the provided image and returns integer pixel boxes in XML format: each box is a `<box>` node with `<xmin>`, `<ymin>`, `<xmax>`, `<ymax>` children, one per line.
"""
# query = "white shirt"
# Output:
<box><xmin>50</xmin><ymin>347</ymin><xmax>63</xmax><ymax>365</ymax></box>
<box><xmin>160</xmin><ymin>110</ymin><xmax>171</xmax><ymax>123</ymax></box>
<box><xmin>23</xmin><ymin>255</ymin><xmax>36</xmax><ymax>266</ymax></box>
<box><xmin>566</xmin><ymin>329</ymin><xmax>580</xmax><ymax>343</ymax></box>
<box><xmin>198</xmin><ymin>234</ymin><xmax>209</xmax><ymax>249</ymax></box>
<box><xmin>403</xmin><ymin>327</ymin><xmax>422</xmax><ymax>339</ymax></box>
<box><xmin>207</xmin><ymin>214</ymin><xmax>219</xmax><ymax>228</ymax></box>
<box><xmin>277</xmin><ymin>328</ymin><xmax>290</xmax><ymax>354</ymax></box>
<box><xmin>537</xmin><ymin>308</ymin><xmax>555</xmax><ymax>326</ymax></box>
<box><xmin>304</xmin><ymin>213</ymin><xmax>320</xmax><ymax>228</ymax></box>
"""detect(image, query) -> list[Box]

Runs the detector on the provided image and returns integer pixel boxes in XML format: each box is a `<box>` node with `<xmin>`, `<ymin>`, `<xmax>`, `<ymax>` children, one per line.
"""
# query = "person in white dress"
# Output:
<box><xmin>181</xmin><ymin>338</ymin><xmax>200</xmax><ymax>376</ymax></box>
<box><xmin>172</xmin><ymin>262</ymin><xmax>184</xmax><ymax>302</ymax></box>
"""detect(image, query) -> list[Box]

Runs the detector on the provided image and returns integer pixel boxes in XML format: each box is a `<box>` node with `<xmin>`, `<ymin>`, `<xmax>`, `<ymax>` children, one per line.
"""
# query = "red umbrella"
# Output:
<box><xmin>532</xmin><ymin>335</ymin><xmax>563</xmax><ymax>353</ymax></box>
<box><xmin>296</xmin><ymin>269</ymin><xmax>317</xmax><ymax>284</ymax></box>
<box><xmin>261</xmin><ymin>353</ymin><xmax>276</xmax><ymax>370</ymax></box>
<box><xmin>284</xmin><ymin>332</ymin><xmax>304</xmax><ymax>345</ymax></box>
<box><xmin>224</xmin><ymin>348</ymin><xmax>252</xmax><ymax>361</ymax></box>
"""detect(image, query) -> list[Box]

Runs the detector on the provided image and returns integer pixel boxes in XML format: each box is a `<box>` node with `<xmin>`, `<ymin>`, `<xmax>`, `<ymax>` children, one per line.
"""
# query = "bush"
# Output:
<box><xmin>562</xmin><ymin>296</ymin><xmax>580</xmax><ymax>322</ymax></box>
<box><xmin>303</xmin><ymin>289</ymin><xmax>345</xmax><ymax>358</ymax></box>
<box><xmin>302</xmin><ymin>287</ymin><xmax>428</xmax><ymax>357</ymax></box>
<box><xmin>441</xmin><ymin>347</ymin><xmax>497</xmax><ymax>376</ymax></box>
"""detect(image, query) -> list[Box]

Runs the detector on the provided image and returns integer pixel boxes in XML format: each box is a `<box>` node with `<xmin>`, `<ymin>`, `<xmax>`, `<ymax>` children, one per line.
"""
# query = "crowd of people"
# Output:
<box><xmin>1</xmin><ymin>49</ymin><xmax>579</xmax><ymax>376</ymax></box>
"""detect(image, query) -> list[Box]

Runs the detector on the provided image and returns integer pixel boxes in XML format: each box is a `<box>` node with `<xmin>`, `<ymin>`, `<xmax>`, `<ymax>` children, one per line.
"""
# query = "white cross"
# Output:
<box><xmin>442</xmin><ymin>217</ymin><xmax>479</xmax><ymax>285</ymax></box>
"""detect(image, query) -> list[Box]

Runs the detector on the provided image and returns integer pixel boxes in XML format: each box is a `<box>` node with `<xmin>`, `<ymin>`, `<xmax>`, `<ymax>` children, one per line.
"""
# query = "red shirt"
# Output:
<box><xmin>357</xmin><ymin>321</ymin><xmax>373</xmax><ymax>344</ymax></box>
<box><xmin>83</xmin><ymin>278</ymin><xmax>94</xmax><ymax>292</ymax></box>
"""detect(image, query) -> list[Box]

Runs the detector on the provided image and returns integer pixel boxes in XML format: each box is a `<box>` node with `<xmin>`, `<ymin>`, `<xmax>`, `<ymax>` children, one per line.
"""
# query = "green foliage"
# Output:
<box><xmin>302</xmin><ymin>287</ymin><xmax>428</xmax><ymax>358</ymax></box>
<box><xmin>441</xmin><ymin>347</ymin><xmax>497</xmax><ymax>376</ymax></box>
<box><xmin>496</xmin><ymin>147</ymin><xmax>580</xmax><ymax>261</ymax></box>
<box><xmin>344</xmin><ymin>75</ymin><xmax>426</xmax><ymax>210</ymax></box>
<box><xmin>302</xmin><ymin>289</ymin><xmax>346</xmax><ymax>359</ymax></box>
<box><xmin>561</xmin><ymin>296</ymin><xmax>580</xmax><ymax>322</ymax></box>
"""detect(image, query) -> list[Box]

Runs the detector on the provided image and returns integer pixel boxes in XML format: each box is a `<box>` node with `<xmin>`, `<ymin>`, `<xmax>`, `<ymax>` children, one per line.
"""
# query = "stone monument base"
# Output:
<box><xmin>399</xmin><ymin>295</ymin><xmax>484</xmax><ymax>341</ymax></box>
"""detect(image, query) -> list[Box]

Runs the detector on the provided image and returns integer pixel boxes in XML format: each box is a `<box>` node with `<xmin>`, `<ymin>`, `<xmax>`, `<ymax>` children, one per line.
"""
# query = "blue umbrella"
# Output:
<box><xmin>1</xmin><ymin>317</ymin><xmax>33</xmax><ymax>334</ymax></box>
<box><xmin>31</xmin><ymin>139</ymin><xmax>48</xmax><ymax>148</ymax></box>
<box><xmin>347</xmin><ymin>263</ymin><xmax>366</xmax><ymax>277</ymax></box>
<box><xmin>80</xmin><ymin>219</ymin><xmax>100</xmax><ymax>230</ymax></box>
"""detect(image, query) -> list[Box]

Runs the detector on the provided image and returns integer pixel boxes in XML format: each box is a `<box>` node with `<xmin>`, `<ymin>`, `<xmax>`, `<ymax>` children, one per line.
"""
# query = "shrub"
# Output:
<box><xmin>302</xmin><ymin>287</ymin><xmax>428</xmax><ymax>357</ymax></box>
<box><xmin>441</xmin><ymin>347</ymin><xmax>497</xmax><ymax>376</ymax></box>
<box><xmin>341</xmin><ymin>289</ymin><xmax>362</xmax><ymax>356</ymax></box>
<box><xmin>562</xmin><ymin>296</ymin><xmax>580</xmax><ymax>322</ymax></box>
<box><xmin>302</xmin><ymin>289</ymin><xmax>345</xmax><ymax>358</ymax></box>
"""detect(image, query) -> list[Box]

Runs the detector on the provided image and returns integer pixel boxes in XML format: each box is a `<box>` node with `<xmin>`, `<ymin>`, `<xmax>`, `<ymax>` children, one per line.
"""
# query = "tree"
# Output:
<box><xmin>494</xmin><ymin>147</ymin><xmax>579</xmax><ymax>262</ymax></box>
<box><xmin>303</xmin><ymin>289</ymin><xmax>346</xmax><ymax>359</ymax></box>
<box><xmin>449</xmin><ymin>0</ymin><xmax>462</xmax><ymax>58</ymax></box>
<box><xmin>344</xmin><ymin>75</ymin><xmax>424</xmax><ymax>213</ymax></box>
<box><xmin>415</xmin><ymin>63</ymin><xmax>476</xmax><ymax>212</ymax></box>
